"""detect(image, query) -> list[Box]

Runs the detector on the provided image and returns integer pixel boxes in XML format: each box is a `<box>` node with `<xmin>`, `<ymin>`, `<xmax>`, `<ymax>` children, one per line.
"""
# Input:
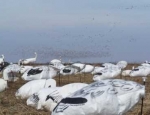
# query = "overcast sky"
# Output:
<box><xmin>0</xmin><ymin>0</ymin><xmax>150</xmax><ymax>63</ymax></box>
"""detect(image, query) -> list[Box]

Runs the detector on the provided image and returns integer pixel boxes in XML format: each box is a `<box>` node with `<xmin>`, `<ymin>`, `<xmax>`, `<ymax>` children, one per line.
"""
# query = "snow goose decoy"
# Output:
<box><xmin>15</xmin><ymin>79</ymin><xmax>56</xmax><ymax>99</ymax></box>
<box><xmin>50</xmin><ymin>60</ymin><xmax>65</xmax><ymax>85</ymax></box>
<box><xmin>130</xmin><ymin>66</ymin><xmax>150</xmax><ymax>78</ymax></box>
<box><xmin>102</xmin><ymin>62</ymin><xmax>116</xmax><ymax>68</ymax></box>
<box><xmin>80</xmin><ymin>64</ymin><xmax>95</xmax><ymax>73</ymax></box>
<box><xmin>60</xmin><ymin>65</ymin><xmax>80</xmax><ymax>76</ymax></box>
<box><xmin>79</xmin><ymin>64</ymin><xmax>95</xmax><ymax>82</ymax></box>
<box><xmin>129</xmin><ymin>65</ymin><xmax>150</xmax><ymax>115</ymax></box>
<box><xmin>117</xmin><ymin>61</ymin><xmax>128</xmax><ymax>79</ymax></box>
<box><xmin>122</xmin><ymin>70</ymin><xmax>131</xmax><ymax>77</ymax></box>
<box><xmin>93</xmin><ymin>67</ymin><xmax>121</xmax><ymax>81</ymax></box>
<box><xmin>21</xmin><ymin>52</ymin><xmax>37</xmax><ymax>65</ymax></box>
<box><xmin>102</xmin><ymin>61</ymin><xmax>127</xmax><ymax>79</ymax></box>
<box><xmin>52</xmin><ymin>79</ymin><xmax>145</xmax><ymax>115</ymax></box>
<box><xmin>50</xmin><ymin>59</ymin><xmax>65</xmax><ymax>70</ymax></box>
<box><xmin>116</xmin><ymin>61</ymin><xmax>128</xmax><ymax>69</ymax></box>
<box><xmin>50</xmin><ymin>59</ymin><xmax>61</xmax><ymax>65</ymax></box>
<box><xmin>50</xmin><ymin>59</ymin><xmax>65</xmax><ymax>83</ymax></box>
<box><xmin>141</xmin><ymin>61</ymin><xmax>150</xmax><ymax>67</ymax></box>
<box><xmin>0</xmin><ymin>78</ymin><xmax>8</xmax><ymax>93</ymax></box>
<box><xmin>0</xmin><ymin>54</ymin><xmax>4</xmax><ymax>65</ymax></box>
<box><xmin>72</xmin><ymin>62</ymin><xmax>86</xmax><ymax>72</ymax></box>
<box><xmin>72</xmin><ymin>62</ymin><xmax>86</xmax><ymax>82</ymax></box>
<box><xmin>0</xmin><ymin>62</ymin><xmax>9</xmax><ymax>74</ymax></box>
<box><xmin>27</xmin><ymin>83</ymin><xmax>88</xmax><ymax>111</ymax></box>
<box><xmin>121</xmin><ymin>70</ymin><xmax>131</xmax><ymax>79</ymax></box>
<box><xmin>91</xmin><ymin>63</ymin><xmax>118</xmax><ymax>75</ymax></box>
<box><xmin>19</xmin><ymin>65</ymin><xmax>33</xmax><ymax>74</ymax></box>
<box><xmin>60</xmin><ymin>65</ymin><xmax>80</xmax><ymax>83</ymax></box>
<box><xmin>21</xmin><ymin>65</ymin><xmax>59</xmax><ymax>81</ymax></box>
<box><xmin>2</xmin><ymin>60</ymin><xmax>22</xmax><ymax>82</ymax></box>
<box><xmin>91</xmin><ymin>66</ymin><xmax>105</xmax><ymax>74</ymax></box>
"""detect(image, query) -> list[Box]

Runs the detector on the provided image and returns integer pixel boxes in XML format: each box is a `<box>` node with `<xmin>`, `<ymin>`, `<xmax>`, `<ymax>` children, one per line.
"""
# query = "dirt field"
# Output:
<box><xmin>0</xmin><ymin>63</ymin><xmax>150</xmax><ymax>115</ymax></box>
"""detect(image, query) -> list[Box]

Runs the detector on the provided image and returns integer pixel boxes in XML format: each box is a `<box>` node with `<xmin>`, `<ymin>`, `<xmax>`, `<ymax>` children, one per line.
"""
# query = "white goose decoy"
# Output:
<box><xmin>93</xmin><ymin>67</ymin><xmax>121</xmax><ymax>81</ymax></box>
<box><xmin>72</xmin><ymin>62</ymin><xmax>86</xmax><ymax>72</ymax></box>
<box><xmin>102</xmin><ymin>62</ymin><xmax>116</xmax><ymax>68</ymax></box>
<box><xmin>130</xmin><ymin>66</ymin><xmax>150</xmax><ymax>77</ymax></box>
<box><xmin>141</xmin><ymin>61</ymin><xmax>150</xmax><ymax>67</ymax></box>
<box><xmin>143</xmin><ymin>60</ymin><xmax>150</xmax><ymax>64</ymax></box>
<box><xmin>50</xmin><ymin>59</ymin><xmax>65</xmax><ymax>70</ymax></box>
<box><xmin>129</xmin><ymin>65</ymin><xmax>150</xmax><ymax>115</ymax></box>
<box><xmin>71</xmin><ymin>62</ymin><xmax>86</xmax><ymax>82</ymax></box>
<box><xmin>52</xmin><ymin>79</ymin><xmax>145</xmax><ymax>115</ymax></box>
<box><xmin>27</xmin><ymin>83</ymin><xmax>88</xmax><ymax>111</ymax></box>
<box><xmin>80</xmin><ymin>64</ymin><xmax>95</xmax><ymax>73</ymax></box>
<box><xmin>92</xmin><ymin>62</ymin><xmax>119</xmax><ymax>75</ymax></box>
<box><xmin>20</xmin><ymin>65</ymin><xmax>33</xmax><ymax>74</ymax></box>
<box><xmin>60</xmin><ymin>65</ymin><xmax>80</xmax><ymax>76</ymax></box>
<box><xmin>116</xmin><ymin>61</ymin><xmax>128</xmax><ymax>69</ymax></box>
<box><xmin>0</xmin><ymin>54</ymin><xmax>4</xmax><ymax>65</ymax></box>
<box><xmin>50</xmin><ymin>59</ymin><xmax>61</xmax><ymax>65</ymax></box>
<box><xmin>21</xmin><ymin>52</ymin><xmax>37</xmax><ymax>65</ymax></box>
<box><xmin>141</xmin><ymin>63</ymin><xmax>150</xmax><ymax>67</ymax></box>
<box><xmin>15</xmin><ymin>79</ymin><xmax>56</xmax><ymax>99</ymax></box>
<box><xmin>91</xmin><ymin>66</ymin><xmax>106</xmax><ymax>74</ymax></box>
<box><xmin>0</xmin><ymin>62</ymin><xmax>9</xmax><ymax>74</ymax></box>
<box><xmin>21</xmin><ymin>65</ymin><xmax>59</xmax><ymax>81</ymax></box>
<box><xmin>2</xmin><ymin>60</ymin><xmax>22</xmax><ymax>81</ymax></box>
<box><xmin>121</xmin><ymin>70</ymin><xmax>131</xmax><ymax>77</ymax></box>
<box><xmin>91</xmin><ymin>61</ymin><xmax>127</xmax><ymax>79</ymax></box>
<box><xmin>0</xmin><ymin>78</ymin><xmax>8</xmax><ymax>93</ymax></box>
<box><xmin>102</xmin><ymin>61</ymin><xmax>127</xmax><ymax>70</ymax></box>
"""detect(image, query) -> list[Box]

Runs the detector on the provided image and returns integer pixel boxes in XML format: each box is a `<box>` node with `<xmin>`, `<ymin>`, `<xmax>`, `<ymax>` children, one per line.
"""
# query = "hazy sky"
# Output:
<box><xmin>0</xmin><ymin>0</ymin><xmax>150</xmax><ymax>63</ymax></box>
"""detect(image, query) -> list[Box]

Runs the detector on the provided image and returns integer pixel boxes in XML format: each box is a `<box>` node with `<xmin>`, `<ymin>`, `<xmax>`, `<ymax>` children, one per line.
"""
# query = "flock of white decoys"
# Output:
<box><xmin>0</xmin><ymin>52</ymin><xmax>150</xmax><ymax>115</ymax></box>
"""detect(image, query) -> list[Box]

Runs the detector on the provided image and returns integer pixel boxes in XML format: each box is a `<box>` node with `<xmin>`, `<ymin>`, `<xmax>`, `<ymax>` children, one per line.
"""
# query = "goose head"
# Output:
<box><xmin>93</xmin><ymin>73</ymin><xmax>103</xmax><ymax>81</ymax></box>
<box><xmin>45</xmin><ymin>94</ymin><xmax>59</xmax><ymax>111</ymax></box>
<box><xmin>34</xmin><ymin>52</ymin><xmax>37</xmax><ymax>58</ymax></box>
<box><xmin>132</xmin><ymin>66</ymin><xmax>134</xmax><ymax>70</ymax></box>
<box><xmin>1</xmin><ymin>54</ymin><xmax>4</xmax><ymax>59</ymax></box>
<box><xmin>18</xmin><ymin>59</ymin><xmax>23</xmax><ymax>66</ymax></box>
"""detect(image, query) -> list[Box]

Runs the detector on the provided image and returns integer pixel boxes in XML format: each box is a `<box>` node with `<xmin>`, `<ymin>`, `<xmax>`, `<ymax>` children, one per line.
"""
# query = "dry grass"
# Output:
<box><xmin>0</xmin><ymin>63</ymin><xmax>150</xmax><ymax>115</ymax></box>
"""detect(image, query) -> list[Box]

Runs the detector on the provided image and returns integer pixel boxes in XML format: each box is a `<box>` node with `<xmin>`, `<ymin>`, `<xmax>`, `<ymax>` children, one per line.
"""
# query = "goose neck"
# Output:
<box><xmin>50</xmin><ymin>102</ymin><xmax>57</xmax><ymax>112</ymax></box>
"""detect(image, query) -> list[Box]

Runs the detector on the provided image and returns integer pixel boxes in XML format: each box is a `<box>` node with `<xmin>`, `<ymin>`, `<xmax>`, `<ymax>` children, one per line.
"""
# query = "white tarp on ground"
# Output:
<box><xmin>27</xmin><ymin>83</ymin><xmax>88</xmax><ymax>111</ymax></box>
<box><xmin>52</xmin><ymin>79</ymin><xmax>145</xmax><ymax>115</ymax></box>
<box><xmin>15</xmin><ymin>79</ymin><xmax>56</xmax><ymax>99</ymax></box>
